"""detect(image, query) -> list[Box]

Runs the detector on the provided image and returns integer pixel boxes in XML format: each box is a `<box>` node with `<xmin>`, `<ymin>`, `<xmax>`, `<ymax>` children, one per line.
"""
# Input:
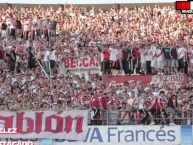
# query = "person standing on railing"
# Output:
<box><xmin>27</xmin><ymin>44</ymin><xmax>36</xmax><ymax>71</ymax></box>
<box><xmin>122</xmin><ymin>46</ymin><xmax>130</xmax><ymax>75</ymax></box>
<box><xmin>99</xmin><ymin>92</ymin><xmax>109</xmax><ymax>124</ymax></box>
<box><xmin>145</xmin><ymin>45</ymin><xmax>153</xmax><ymax>75</ymax></box>
<box><xmin>181</xmin><ymin>101</ymin><xmax>190</xmax><ymax>124</ymax></box>
<box><xmin>102</xmin><ymin>46</ymin><xmax>111</xmax><ymax>75</ymax></box>
<box><xmin>15</xmin><ymin>17</ymin><xmax>22</xmax><ymax>39</ymax></box>
<box><xmin>171</xmin><ymin>46</ymin><xmax>179</xmax><ymax>74</ymax></box>
<box><xmin>109</xmin><ymin>45</ymin><xmax>118</xmax><ymax>75</ymax></box>
<box><xmin>49</xmin><ymin>17</ymin><xmax>57</xmax><ymax>45</ymax></box>
<box><xmin>42</xmin><ymin>46</ymin><xmax>50</xmax><ymax>74</ymax></box>
<box><xmin>133</xmin><ymin>46</ymin><xmax>141</xmax><ymax>74</ymax></box>
<box><xmin>1</xmin><ymin>19</ymin><xmax>7</xmax><ymax>38</ymax></box>
<box><xmin>138</xmin><ymin>92</ymin><xmax>149</xmax><ymax>125</ymax></box>
<box><xmin>90</xmin><ymin>93</ymin><xmax>102</xmax><ymax>125</ymax></box>
<box><xmin>126</xmin><ymin>92</ymin><xmax>139</xmax><ymax>123</ymax></box>
<box><xmin>49</xmin><ymin>47</ymin><xmax>57</xmax><ymax>74</ymax></box>
<box><xmin>117</xmin><ymin>103</ymin><xmax>130</xmax><ymax>125</ymax></box>
<box><xmin>148</xmin><ymin>91</ymin><xmax>166</xmax><ymax>125</ymax></box>
<box><xmin>57</xmin><ymin>51</ymin><xmax>65</xmax><ymax>76</ymax></box>
<box><xmin>8</xmin><ymin>46</ymin><xmax>16</xmax><ymax>74</ymax></box>
<box><xmin>177</xmin><ymin>43</ymin><xmax>186</xmax><ymax>74</ymax></box>
<box><xmin>165</xmin><ymin>92</ymin><xmax>177</xmax><ymax>126</ymax></box>
<box><xmin>162</xmin><ymin>43</ymin><xmax>172</xmax><ymax>75</ymax></box>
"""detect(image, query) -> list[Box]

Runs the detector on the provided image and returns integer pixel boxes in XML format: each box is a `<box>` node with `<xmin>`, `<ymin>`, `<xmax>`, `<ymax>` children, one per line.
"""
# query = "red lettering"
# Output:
<box><xmin>64</xmin><ymin>58</ymin><xmax>70</xmax><ymax>68</ymax></box>
<box><xmin>89</xmin><ymin>57</ymin><xmax>95</xmax><ymax>67</ymax></box>
<box><xmin>0</xmin><ymin>116</ymin><xmax>14</xmax><ymax>128</ymax></box>
<box><xmin>0</xmin><ymin>111</ymin><xmax>85</xmax><ymax>136</ymax></box>
<box><xmin>71</xmin><ymin>59</ymin><xmax>76</xmax><ymax>68</ymax></box>
<box><xmin>35</xmin><ymin>112</ymin><xmax>43</xmax><ymax>133</ymax></box>
<box><xmin>64</xmin><ymin>116</ymin><xmax>83</xmax><ymax>134</ymax></box>
<box><xmin>82</xmin><ymin>58</ymin><xmax>88</xmax><ymax>67</ymax></box>
<box><xmin>16</xmin><ymin>112</ymin><xmax>34</xmax><ymax>133</ymax></box>
<box><xmin>45</xmin><ymin>114</ymin><xmax>63</xmax><ymax>133</ymax></box>
<box><xmin>76</xmin><ymin>117</ymin><xmax>84</xmax><ymax>133</ymax></box>
<box><xmin>95</xmin><ymin>59</ymin><xmax>99</xmax><ymax>67</ymax></box>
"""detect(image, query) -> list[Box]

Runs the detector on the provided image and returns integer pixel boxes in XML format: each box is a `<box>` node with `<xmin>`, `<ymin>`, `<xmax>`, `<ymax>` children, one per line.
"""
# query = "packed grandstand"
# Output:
<box><xmin>0</xmin><ymin>2</ymin><xmax>193</xmax><ymax>131</ymax></box>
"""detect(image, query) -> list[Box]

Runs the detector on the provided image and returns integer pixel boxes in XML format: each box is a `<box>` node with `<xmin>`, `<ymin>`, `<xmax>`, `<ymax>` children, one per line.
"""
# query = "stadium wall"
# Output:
<box><xmin>1</xmin><ymin>125</ymin><xmax>193</xmax><ymax>145</ymax></box>
<box><xmin>0</xmin><ymin>3</ymin><xmax>175</xmax><ymax>10</ymax></box>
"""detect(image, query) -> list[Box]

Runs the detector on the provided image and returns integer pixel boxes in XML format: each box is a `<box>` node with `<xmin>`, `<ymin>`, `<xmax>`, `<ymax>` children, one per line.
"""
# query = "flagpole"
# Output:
<box><xmin>36</xmin><ymin>59</ymin><xmax>50</xmax><ymax>80</ymax></box>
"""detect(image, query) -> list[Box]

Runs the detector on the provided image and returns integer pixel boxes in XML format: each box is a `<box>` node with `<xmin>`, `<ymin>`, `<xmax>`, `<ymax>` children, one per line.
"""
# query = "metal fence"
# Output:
<box><xmin>88</xmin><ymin>109</ymin><xmax>193</xmax><ymax>125</ymax></box>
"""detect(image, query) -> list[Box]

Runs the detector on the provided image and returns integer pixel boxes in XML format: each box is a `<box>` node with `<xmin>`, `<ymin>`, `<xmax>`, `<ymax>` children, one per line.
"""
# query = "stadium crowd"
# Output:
<box><xmin>0</xmin><ymin>4</ymin><xmax>193</xmax><ymax>125</ymax></box>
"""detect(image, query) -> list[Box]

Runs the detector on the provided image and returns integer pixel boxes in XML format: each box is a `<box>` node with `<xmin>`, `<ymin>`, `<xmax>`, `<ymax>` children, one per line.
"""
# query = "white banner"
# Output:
<box><xmin>54</xmin><ymin>126</ymin><xmax>181</xmax><ymax>145</ymax></box>
<box><xmin>0</xmin><ymin>110</ymin><xmax>88</xmax><ymax>140</ymax></box>
<box><xmin>64</xmin><ymin>57</ymin><xmax>100</xmax><ymax>70</ymax></box>
<box><xmin>150</xmin><ymin>74</ymin><xmax>187</xmax><ymax>88</ymax></box>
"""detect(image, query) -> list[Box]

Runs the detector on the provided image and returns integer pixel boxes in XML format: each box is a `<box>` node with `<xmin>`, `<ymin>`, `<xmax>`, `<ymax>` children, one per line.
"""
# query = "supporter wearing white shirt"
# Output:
<box><xmin>43</xmin><ymin>48</ymin><xmax>50</xmax><ymax>73</ymax></box>
<box><xmin>145</xmin><ymin>46</ymin><xmax>153</xmax><ymax>74</ymax></box>
<box><xmin>9</xmin><ymin>20</ymin><xmax>15</xmax><ymax>30</ymax></box>
<box><xmin>145</xmin><ymin>48</ymin><xmax>150</xmax><ymax>60</ymax></box>
<box><xmin>109</xmin><ymin>47</ymin><xmax>118</xmax><ymax>71</ymax></box>
<box><xmin>177</xmin><ymin>45</ymin><xmax>186</xmax><ymax>73</ymax></box>
<box><xmin>127</xmin><ymin>92</ymin><xmax>138</xmax><ymax>111</ymax></box>
<box><xmin>49</xmin><ymin>49</ymin><xmax>57</xmax><ymax>61</ymax></box>
<box><xmin>140</xmin><ymin>48</ymin><xmax>146</xmax><ymax>73</ymax></box>
<box><xmin>155</xmin><ymin>47</ymin><xmax>164</xmax><ymax>73</ymax></box>
<box><xmin>151</xmin><ymin>45</ymin><xmax>157</xmax><ymax>58</ymax></box>
<box><xmin>49</xmin><ymin>49</ymin><xmax>57</xmax><ymax>72</ymax></box>
<box><xmin>109</xmin><ymin>47</ymin><xmax>118</xmax><ymax>61</ymax></box>
<box><xmin>33</xmin><ymin>17</ymin><xmax>42</xmax><ymax>38</ymax></box>
<box><xmin>43</xmin><ymin>49</ymin><xmax>50</xmax><ymax>62</ymax></box>
<box><xmin>177</xmin><ymin>47</ymin><xmax>186</xmax><ymax>60</ymax></box>
<box><xmin>150</xmin><ymin>45</ymin><xmax>157</xmax><ymax>75</ymax></box>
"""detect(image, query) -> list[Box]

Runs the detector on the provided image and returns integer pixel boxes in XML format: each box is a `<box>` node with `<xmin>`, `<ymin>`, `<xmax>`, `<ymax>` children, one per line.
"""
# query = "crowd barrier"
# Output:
<box><xmin>89</xmin><ymin>109</ymin><xmax>193</xmax><ymax>125</ymax></box>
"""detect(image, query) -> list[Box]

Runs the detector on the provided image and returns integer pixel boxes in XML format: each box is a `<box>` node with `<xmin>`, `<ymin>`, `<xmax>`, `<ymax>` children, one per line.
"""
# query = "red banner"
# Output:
<box><xmin>103</xmin><ymin>74</ymin><xmax>188</xmax><ymax>88</ymax></box>
<box><xmin>0</xmin><ymin>110</ymin><xmax>88</xmax><ymax>140</ymax></box>
<box><xmin>103</xmin><ymin>75</ymin><xmax>152</xmax><ymax>85</ymax></box>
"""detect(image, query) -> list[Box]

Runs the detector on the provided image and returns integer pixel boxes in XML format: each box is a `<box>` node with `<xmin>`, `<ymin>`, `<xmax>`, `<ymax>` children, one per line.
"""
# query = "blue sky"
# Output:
<box><xmin>0</xmin><ymin>0</ymin><xmax>178</xmax><ymax>4</ymax></box>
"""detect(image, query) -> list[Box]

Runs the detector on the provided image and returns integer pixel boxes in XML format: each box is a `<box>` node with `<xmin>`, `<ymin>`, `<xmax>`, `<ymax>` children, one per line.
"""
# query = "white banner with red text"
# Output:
<box><xmin>0</xmin><ymin>110</ymin><xmax>88</xmax><ymax>140</ymax></box>
<box><xmin>150</xmin><ymin>74</ymin><xmax>188</xmax><ymax>88</ymax></box>
<box><xmin>64</xmin><ymin>57</ymin><xmax>100</xmax><ymax>70</ymax></box>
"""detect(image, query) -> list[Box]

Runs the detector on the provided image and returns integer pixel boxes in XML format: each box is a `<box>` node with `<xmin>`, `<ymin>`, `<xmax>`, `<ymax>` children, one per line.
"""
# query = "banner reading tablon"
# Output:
<box><xmin>0</xmin><ymin>110</ymin><xmax>88</xmax><ymax>140</ymax></box>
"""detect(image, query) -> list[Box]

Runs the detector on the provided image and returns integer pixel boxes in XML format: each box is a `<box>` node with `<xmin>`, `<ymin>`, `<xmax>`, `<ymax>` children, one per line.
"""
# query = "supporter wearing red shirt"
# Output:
<box><xmin>149</xmin><ymin>91</ymin><xmax>166</xmax><ymax>125</ymax></box>
<box><xmin>133</xmin><ymin>47</ymin><xmax>141</xmax><ymax>74</ymax></box>
<box><xmin>100</xmin><ymin>93</ymin><xmax>109</xmax><ymax>110</ymax></box>
<box><xmin>91</xmin><ymin>95</ymin><xmax>100</xmax><ymax>109</ymax></box>
<box><xmin>90</xmin><ymin>95</ymin><xmax>101</xmax><ymax>122</ymax></box>
<box><xmin>102</xmin><ymin>47</ymin><xmax>111</xmax><ymax>75</ymax></box>
<box><xmin>103</xmin><ymin>49</ymin><xmax>110</xmax><ymax>61</ymax></box>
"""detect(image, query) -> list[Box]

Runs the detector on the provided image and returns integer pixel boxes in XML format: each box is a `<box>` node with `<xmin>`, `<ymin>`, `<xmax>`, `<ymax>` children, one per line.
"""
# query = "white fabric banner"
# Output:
<box><xmin>0</xmin><ymin>110</ymin><xmax>88</xmax><ymax>140</ymax></box>
<box><xmin>150</xmin><ymin>74</ymin><xmax>186</xmax><ymax>88</ymax></box>
<box><xmin>64</xmin><ymin>57</ymin><xmax>100</xmax><ymax>70</ymax></box>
